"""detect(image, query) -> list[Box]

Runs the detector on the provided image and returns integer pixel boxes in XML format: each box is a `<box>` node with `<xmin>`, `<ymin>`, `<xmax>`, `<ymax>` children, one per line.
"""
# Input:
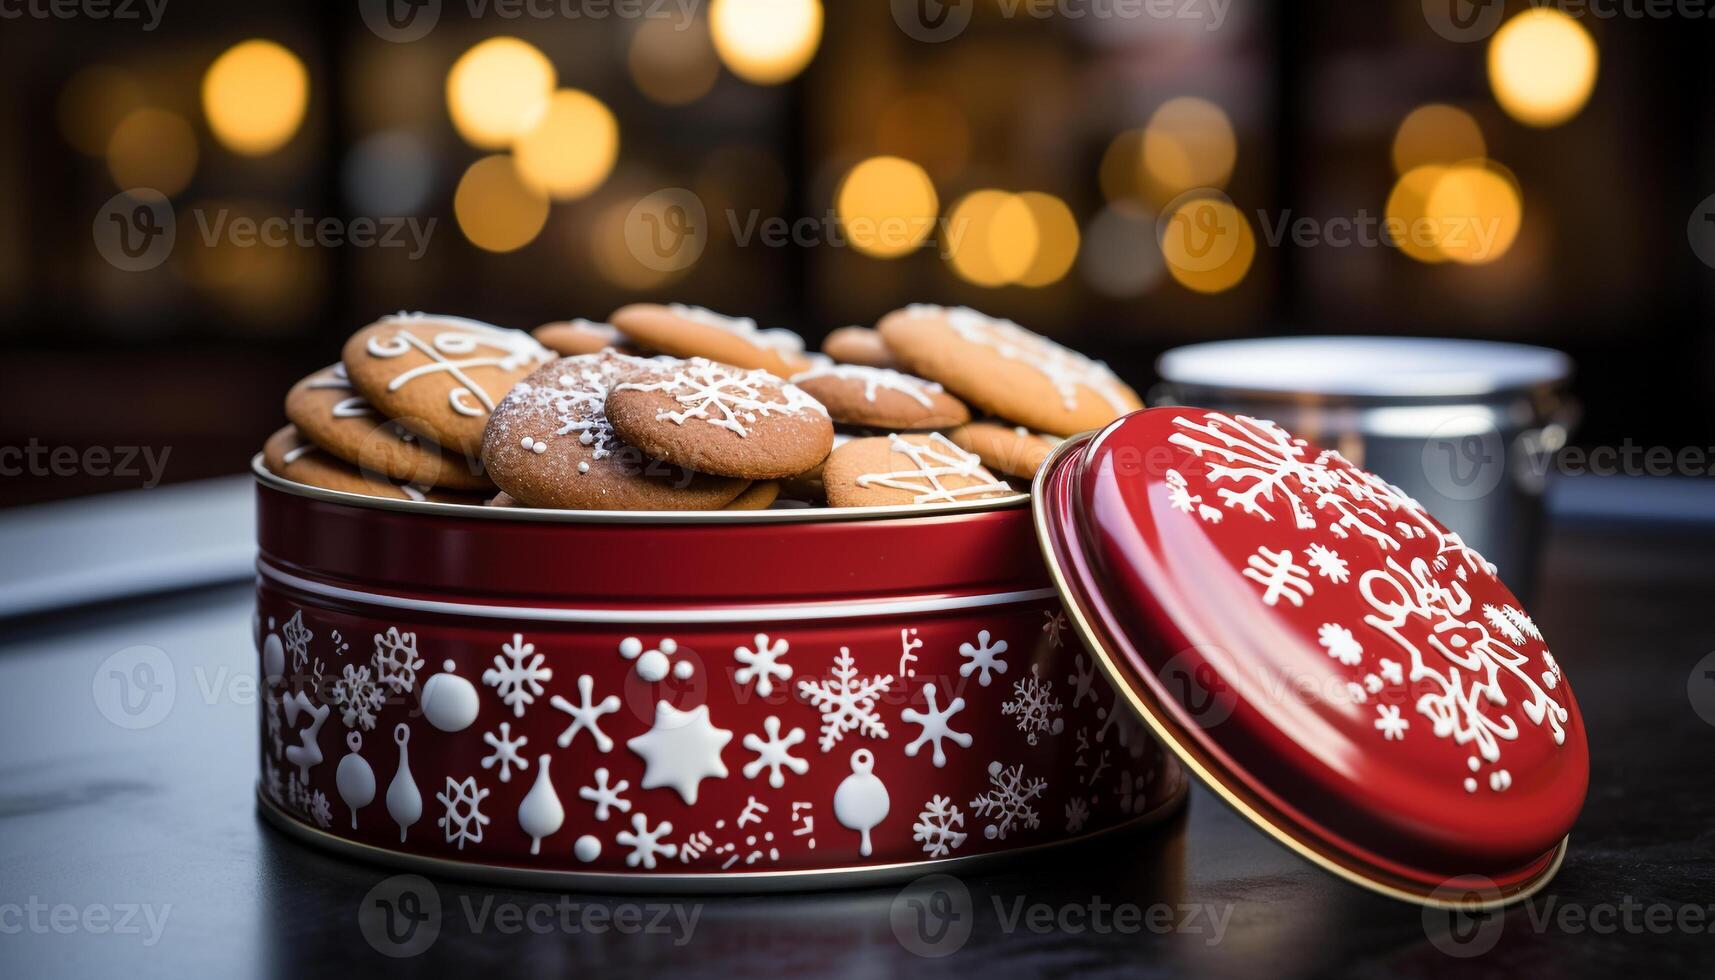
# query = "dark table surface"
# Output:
<box><xmin>2</xmin><ymin>478</ymin><xmax>1713</xmax><ymax>979</ymax></box>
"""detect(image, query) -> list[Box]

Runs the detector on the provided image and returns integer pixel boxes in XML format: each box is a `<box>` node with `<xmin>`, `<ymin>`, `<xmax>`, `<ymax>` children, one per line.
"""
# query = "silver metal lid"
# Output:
<box><xmin>1157</xmin><ymin>336</ymin><xmax>1572</xmax><ymax>399</ymax></box>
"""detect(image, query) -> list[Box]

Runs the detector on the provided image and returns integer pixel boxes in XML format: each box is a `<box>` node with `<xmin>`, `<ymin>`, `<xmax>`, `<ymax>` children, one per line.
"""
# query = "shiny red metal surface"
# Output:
<box><xmin>1037</xmin><ymin>408</ymin><xmax>1587</xmax><ymax>900</ymax></box>
<box><xmin>254</xmin><ymin>476</ymin><xmax>1184</xmax><ymax>886</ymax></box>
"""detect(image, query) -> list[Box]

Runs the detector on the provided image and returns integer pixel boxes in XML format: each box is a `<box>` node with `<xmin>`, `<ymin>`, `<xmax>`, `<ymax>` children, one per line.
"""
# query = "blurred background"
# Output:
<box><xmin>1</xmin><ymin>0</ymin><xmax>1711</xmax><ymax>506</ymax></box>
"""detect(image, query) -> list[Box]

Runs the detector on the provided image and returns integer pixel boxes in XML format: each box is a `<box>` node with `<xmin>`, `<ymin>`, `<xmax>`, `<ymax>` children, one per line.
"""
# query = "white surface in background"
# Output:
<box><xmin>1157</xmin><ymin>336</ymin><xmax>1572</xmax><ymax>398</ymax></box>
<box><xmin>0</xmin><ymin>475</ymin><xmax>254</xmax><ymax>619</ymax></box>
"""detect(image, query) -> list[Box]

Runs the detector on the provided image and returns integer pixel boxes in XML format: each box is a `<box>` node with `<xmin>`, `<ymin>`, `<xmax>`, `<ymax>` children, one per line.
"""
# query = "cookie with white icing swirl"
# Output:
<box><xmin>285</xmin><ymin>364</ymin><xmax>492</xmax><ymax>491</ymax></box>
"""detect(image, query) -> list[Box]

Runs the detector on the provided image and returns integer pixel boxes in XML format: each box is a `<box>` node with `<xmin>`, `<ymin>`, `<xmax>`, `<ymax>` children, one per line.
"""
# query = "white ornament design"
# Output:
<box><xmin>627</xmin><ymin>702</ymin><xmax>733</xmax><ymax>805</ymax></box>
<box><xmin>483</xmin><ymin>634</ymin><xmax>552</xmax><ymax>717</ymax></box>
<box><xmin>957</xmin><ymin>629</ymin><xmax>1009</xmax><ymax>686</ymax></box>
<box><xmin>615</xmin><ymin>813</ymin><xmax>678</xmax><ymax>868</ymax></box>
<box><xmin>969</xmin><ymin>761</ymin><xmax>1046</xmax><ymax>841</ymax></box>
<box><xmin>741</xmin><ymin>716</ymin><xmax>810</xmax><ymax>788</ymax></box>
<box><xmin>1001</xmin><ymin>665</ymin><xmax>1065</xmax><ymax>746</ymax></box>
<box><xmin>549</xmin><ymin>675</ymin><xmax>622</xmax><ymax>751</ymax></box>
<box><xmin>371</xmin><ymin>627</ymin><xmax>425</xmax><ymax>694</ymax></box>
<box><xmin>577</xmin><ymin>767</ymin><xmax>632</xmax><ymax>821</ymax></box>
<box><xmin>1374</xmin><ymin>704</ymin><xmax>1410</xmax><ymax>741</ymax></box>
<box><xmin>1317</xmin><ymin>623</ymin><xmax>1364</xmax><ymax>667</ymax></box>
<box><xmin>612</xmin><ymin>358</ymin><xmax>827</xmax><ymax>438</ymax></box>
<box><xmin>1042</xmin><ymin>610</ymin><xmax>1069</xmax><ymax>648</ymax></box>
<box><xmin>281</xmin><ymin>690</ymin><xmax>330</xmax><ymax>781</ymax></box>
<box><xmin>419</xmin><ymin>660</ymin><xmax>480</xmax><ymax>733</ymax></box>
<box><xmin>832</xmin><ymin>749</ymin><xmax>890</xmax><ymax>857</ymax></box>
<box><xmin>733</xmin><ymin>634</ymin><xmax>792</xmax><ymax>697</ymax></box>
<box><xmin>1064</xmin><ymin>797</ymin><xmax>1090</xmax><ymax>833</ymax></box>
<box><xmin>619</xmin><ymin>636</ymin><xmax>693</xmax><ymax>683</ymax></box>
<box><xmin>479</xmin><ymin>722</ymin><xmax>530</xmax><ymax>783</ymax></box>
<box><xmin>282</xmin><ymin>610</ymin><xmax>313</xmax><ymax>673</ymax></box>
<box><xmin>435</xmin><ymin>776</ymin><xmax>491</xmax><ymax>850</ymax></box>
<box><xmin>335</xmin><ymin>731</ymin><xmax>375</xmax><ymax>830</ymax></box>
<box><xmin>900</xmin><ymin>683</ymin><xmax>971</xmax><ymax>768</ymax></box>
<box><xmin>1305</xmin><ymin>543</ymin><xmax>1351</xmax><ymax>583</ymax></box>
<box><xmin>308</xmin><ymin>790</ymin><xmax>333</xmax><ymax>829</ymax></box>
<box><xmin>797</xmin><ymin>647</ymin><xmax>893</xmax><ymax>752</ymax></box>
<box><xmin>1066</xmin><ymin>653</ymin><xmax>1099</xmax><ymax>708</ymax></box>
<box><xmin>911</xmin><ymin>795</ymin><xmax>968</xmax><ymax>858</ymax></box>
<box><xmin>518</xmin><ymin>755</ymin><xmax>564</xmax><ymax>856</ymax></box>
<box><xmin>330</xmin><ymin>663</ymin><xmax>385</xmax><ymax>731</ymax></box>
<box><xmin>1164</xmin><ymin>468</ymin><xmax>1223</xmax><ymax>523</ymax></box>
<box><xmin>386</xmin><ymin>724</ymin><xmax>421</xmax><ymax>842</ymax></box>
<box><xmin>1244</xmin><ymin>546</ymin><xmax>1314</xmax><ymax>607</ymax></box>
<box><xmin>854</xmin><ymin>432</ymin><xmax>1012</xmax><ymax>504</ymax></box>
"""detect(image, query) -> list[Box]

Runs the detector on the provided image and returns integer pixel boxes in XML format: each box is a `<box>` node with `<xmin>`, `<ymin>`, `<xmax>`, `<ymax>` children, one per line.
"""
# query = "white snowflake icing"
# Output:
<box><xmin>1000</xmin><ymin>665</ymin><xmax>1065</xmax><ymax>745</ymax></box>
<box><xmin>733</xmin><ymin>634</ymin><xmax>792</xmax><ymax>698</ymax></box>
<box><xmin>969</xmin><ymin>761</ymin><xmax>1047</xmax><ymax>841</ymax></box>
<box><xmin>909</xmin><ymin>304</ymin><xmax>1135</xmax><ymax>414</ymax></box>
<box><xmin>330</xmin><ymin>663</ymin><xmax>386</xmax><ymax>730</ymax></box>
<box><xmin>577</xmin><ymin>767</ymin><xmax>632</xmax><ymax>821</ymax></box>
<box><xmin>1064</xmin><ymin>797</ymin><xmax>1090</xmax><ymax>833</ymax></box>
<box><xmin>371</xmin><ymin>627</ymin><xmax>426</xmax><ymax>694</ymax></box>
<box><xmin>612</xmin><ymin>357</ymin><xmax>827</xmax><ymax>438</ymax></box>
<box><xmin>615</xmin><ymin>813</ymin><xmax>677</xmax><ymax>869</ymax></box>
<box><xmin>855</xmin><ymin>432</ymin><xmax>1012</xmax><ymax>504</ymax></box>
<box><xmin>796</xmin><ymin>647</ymin><xmax>893</xmax><ymax>752</ymax></box>
<box><xmin>957</xmin><ymin>629</ymin><xmax>1009</xmax><ymax>686</ymax></box>
<box><xmin>1374</xmin><ymin>704</ymin><xmax>1410</xmax><ymax>741</ymax></box>
<box><xmin>364</xmin><ymin>314</ymin><xmax>551</xmax><ymax>419</ymax></box>
<box><xmin>549</xmin><ymin>675</ymin><xmax>622</xmax><ymax>751</ymax></box>
<box><xmin>741</xmin><ymin>716</ymin><xmax>810</xmax><ymax>788</ymax></box>
<box><xmin>1304</xmin><ymin>543</ymin><xmax>1350</xmax><ymax>584</ymax></box>
<box><xmin>900</xmin><ymin>683</ymin><xmax>971</xmax><ymax>768</ymax></box>
<box><xmin>308</xmin><ymin>789</ymin><xmax>333</xmax><ymax>829</ymax></box>
<box><xmin>482</xmin><ymin>634</ymin><xmax>552</xmax><ymax>717</ymax></box>
<box><xmin>435</xmin><ymin>776</ymin><xmax>491</xmax><ymax>850</ymax></box>
<box><xmin>912</xmin><ymin>795</ymin><xmax>968</xmax><ymax>858</ymax></box>
<box><xmin>789</xmin><ymin>363</ymin><xmax>942</xmax><ymax>407</ymax></box>
<box><xmin>480</xmin><ymin>722</ymin><xmax>529</xmax><ymax>783</ymax></box>
<box><xmin>282</xmin><ymin>610</ymin><xmax>313</xmax><ymax>673</ymax></box>
<box><xmin>1244</xmin><ymin>546</ymin><xmax>1315</xmax><ymax>607</ymax></box>
<box><xmin>1317</xmin><ymin>623</ymin><xmax>1364</xmax><ymax>666</ymax></box>
<box><xmin>1164</xmin><ymin>468</ymin><xmax>1223</xmax><ymax>523</ymax></box>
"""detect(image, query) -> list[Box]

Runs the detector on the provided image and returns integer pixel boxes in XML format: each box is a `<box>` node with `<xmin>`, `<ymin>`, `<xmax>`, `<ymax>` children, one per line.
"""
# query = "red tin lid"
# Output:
<box><xmin>1033</xmin><ymin>408</ymin><xmax>1588</xmax><ymax>907</ymax></box>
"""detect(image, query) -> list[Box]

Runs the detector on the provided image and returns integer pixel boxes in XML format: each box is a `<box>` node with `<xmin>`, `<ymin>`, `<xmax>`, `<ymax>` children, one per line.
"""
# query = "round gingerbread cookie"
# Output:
<box><xmin>343</xmin><ymin>313</ymin><xmax>554</xmax><ymax>457</ymax></box>
<box><xmin>875</xmin><ymin>305</ymin><xmax>1142</xmax><ymax>436</ymax></box>
<box><xmin>533</xmin><ymin>319</ymin><xmax>630</xmax><ymax>356</ymax></box>
<box><xmin>606</xmin><ymin>357</ymin><xmax>834</xmax><ymax>480</ymax></box>
<box><xmin>822</xmin><ymin>325</ymin><xmax>896</xmax><ymax>369</ymax></box>
<box><xmin>284</xmin><ymin>364</ymin><xmax>491</xmax><ymax>491</ymax></box>
<box><xmin>609</xmin><ymin>303</ymin><xmax>809</xmax><ymax>377</ymax></box>
<box><xmin>948</xmin><ymin>421</ymin><xmax>1062</xmax><ymax>479</ymax></box>
<box><xmin>481</xmin><ymin>352</ymin><xmax>751</xmax><ymax>511</ymax></box>
<box><xmin>723</xmin><ymin>480</ymin><xmax>781</xmax><ymax>510</ymax></box>
<box><xmin>263</xmin><ymin>425</ymin><xmax>474</xmax><ymax>503</ymax></box>
<box><xmin>789</xmin><ymin>363</ymin><xmax>969</xmax><ymax>430</ymax></box>
<box><xmin>822</xmin><ymin>432</ymin><xmax>1015</xmax><ymax>508</ymax></box>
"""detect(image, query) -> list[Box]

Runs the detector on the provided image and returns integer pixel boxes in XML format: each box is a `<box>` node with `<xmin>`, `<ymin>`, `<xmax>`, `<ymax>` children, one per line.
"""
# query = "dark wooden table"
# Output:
<box><xmin>2</xmin><ymin>479</ymin><xmax>1712</xmax><ymax>978</ymax></box>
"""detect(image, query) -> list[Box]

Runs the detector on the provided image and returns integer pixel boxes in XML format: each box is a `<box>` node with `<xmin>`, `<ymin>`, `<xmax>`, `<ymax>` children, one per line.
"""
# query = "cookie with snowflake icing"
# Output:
<box><xmin>285</xmin><ymin>364</ymin><xmax>493</xmax><ymax>491</ymax></box>
<box><xmin>822</xmin><ymin>433</ymin><xmax>1015</xmax><ymax>508</ymax></box>
<box><xmin>607</xmin><ymin>357</ymin><xmax>835</xmax><ymax>480</ymax></box>
<box><xmin>532</xmin><ymin>318</ymin><xmax>633</xmax><ymax>357</ymax></box>
<box><xmin>948</xmin><ymin>421</ymin><xmax>1062</xmax><ymax>479</ymax></box>
<box><xmin>821</xmin><ymin>325</ymin><xmax>897</xmax><ymax>369</ymax></box>
<box><xmin>343</xmin><ymin>313</ymin><xmax>554</xmax><ymax>457</ymax></box>
<box><xmin>481</xmin><ymin>352</ymin><xmax>751</xmax><ymax>511</ymax></box>
<box><xmin>789</xmin><ymin>363</ymin><xmax>970</xmax><ymax>430</ymax></box>
<box><xmin>608</xmin><ymin>303</ymin><xmax>810</xmax><ymax>377</ymax></box>
<box><xmin>262</xmin><ymin>425</ymin><xmax>479</xmax><ymax>503</ymax></box>
<box><xmin>876</xmin><ymin>305</ymin><xmax>1142</xmax><ymax>436</ymax></box>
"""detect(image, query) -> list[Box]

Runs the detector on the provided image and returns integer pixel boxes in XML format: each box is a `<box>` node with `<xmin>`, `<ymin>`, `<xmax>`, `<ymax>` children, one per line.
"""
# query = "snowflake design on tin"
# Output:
<box><xmin>733</xmin><ymin>634</ymin><xmax>792</xmax><ymax>698</ymax></box>
<box><xmin>549</xmin><ymin>675</ymin><xmax>622</xmax><ymax>751</ymax></box>
<box><xmin>615</xmin><ymin>813</ymin><xmax>678</xmax><ymax>869</ymax></box>
<box><xmin>1001</xmin><ymin>665</ymin><xmax>1065</xmax><ymax>745</ymax></box>
<box><xmin>480</xmin><ymin>722</ymin><xmax>530</xmax><ymax>783</ymax></box>
<box><xmin>957</xmin><ymin>629</ymin><xmax>1009</xmax><ymax>686</ymax></box>
<box><xmin>1378</xmin><ymin>658</ymin><xmax>1404</xmax><ymax>685</ymax></box>
<box><xmin>1244</xmin><ymin>546</ymin><xmax>1314</xmax><ymax>607</ymax></box>
<box><xmin>265</xmin><ymin>691</ymin><xmax>284</xmax><ymax>758</ymax></box>
<box><xmin>1164</xmin><ymin>468</ymin><xmax>1223</xmax><ymax>523</ymax></box>
<box><xmin>371</xmin><ymin>627</ymin><xmax>426</xmax><ymax>694</ymax></box>
<box><xmin>796</xmin><ymin>647</ymin><xmax>893</xmax><ymax>752</ymax></box>
<box><xmin>612</xmin><ymin>358</ymin><xmax>827</xmax><ymax>438</ymax></box>
<box><xmin>282</xmin><ymin>610</ymin><xmax>313</xmax><ymax>673</ymax></box>
<box><xmin>308</xmin><ymin>789</ymin><xmax>333</xmax><ymax>829</ymax></box>
<box><xmin>1118</xmin><ymin>770</ymin><xmax>1151</xmax><ymax>815</ymax></box>
<box><xmin>912</xmin><ymin>795</ymin><xmax>968</xmax><ymax>858</ymax></box>
<box><xmin>330</xmin><ymin>663</ymin><xmax>386</xmax><ymax>730</ymax></box>
<box><xmin>482</xmin><ymin>634</ymin><xmax>553</xmax><ymax>717</ymax></box>
<box><xmin>435</xmin><ymin>776</ymin><xmax>491</xmax><ymax>850</ymax></box>
<box><xmin>900</xmin><ymin>683</ymin><xmax>971</xmax><ymax>768</ymax></box>
<box><xmin>855</xmin><ymin>432</ymin><xmax>1012</xmax><ymax>504</ymax></box>
<box><xmin>1304</xmin><ymin>543</ymin><xmax>1350</xmax><ymax>584</ymax></box>
<box><xmin>1374</xmin><ymin>704</ymin><xmax>1410</xmax><ymax>741</ymax></box>
<box><xmin>741</xmin><ymin>716</ymin><xmax>810</xmax><ymax>788</ymax></box>
<box><xmin>1317</xmin><ymin>623</ymin><xmax>1364</xmax><ymax>667</ymax></box>
<box><xmin>577</xmin><ymin>767</ymin><xmax>632</xmax><ymax>821</ymax></box>
<box><xmin>969</xmin><ymin>761</ymin><xmax>1046</xmax><ymax>841</ymax></box>
<box><xmin>1042</xmin><ymin>610</ymin><xmax>1069</xmax><ymax>648</ymax></box>
<box><xmin>1064</xmin><ymin>797</ymin><xmax>1090</xmax><ymax>833</ymax></box>
<box><xmin>1066</xmin><ymin>652</ymin><xmax>1099</xmax><ymax>709</ymax></box>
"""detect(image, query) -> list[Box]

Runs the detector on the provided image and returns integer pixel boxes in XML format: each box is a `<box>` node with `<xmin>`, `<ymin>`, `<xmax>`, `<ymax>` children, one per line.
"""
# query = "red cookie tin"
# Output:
<box><xmin>1034</xmin><ymin>408</ymin><xmax>1588</xmax><ymax>908</ymax></box>
<box><xmin>252</xmin><ymin>460</ymin><xmax>1187</xmax><ymax>890</ymax></box>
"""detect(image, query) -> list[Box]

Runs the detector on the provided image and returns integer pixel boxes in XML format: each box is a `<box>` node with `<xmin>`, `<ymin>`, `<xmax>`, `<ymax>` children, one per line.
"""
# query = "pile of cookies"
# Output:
<box><xmin>260</xmin><ymin>303</ymin><xmax>1142</xmax><ymax>512</ymax></box>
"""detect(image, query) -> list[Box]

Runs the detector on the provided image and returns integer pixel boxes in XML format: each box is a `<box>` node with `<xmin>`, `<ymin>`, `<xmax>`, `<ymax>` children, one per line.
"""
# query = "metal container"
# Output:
<box><xmin>1153</xmin><ymin>337</ymin><xmax>1574</xmax><ymax>599</ymax></box>
<box><xmin>251</xmin><ymin>460</ymin><xmax>1185</xmax><ymax>891</ymax></box>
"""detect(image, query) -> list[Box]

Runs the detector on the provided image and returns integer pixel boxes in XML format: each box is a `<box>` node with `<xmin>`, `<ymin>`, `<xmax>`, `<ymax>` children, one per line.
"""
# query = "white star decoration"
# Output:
<box><xmin>626</xmin><ymin>701</ymin><xmax>733</xmax><ymax>805</ymax></box>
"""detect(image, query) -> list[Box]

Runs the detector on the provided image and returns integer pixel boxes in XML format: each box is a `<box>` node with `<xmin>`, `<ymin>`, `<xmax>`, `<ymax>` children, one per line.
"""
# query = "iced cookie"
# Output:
<box><xmin>262</xmin><ymin>425</ymin><xmax>471</xmax><ymax>503</ymax></box>
<box><xmin>789</xmin><ymin>363</ymin><xmax>969</xmax><ymax>430</ymax></box>
<box><xmin>723</xmin><ymin>480</ymin><xmax>781</xmax><ymax>510</ymax></box>
<box><xmin>284</xmin><ymin>364</ymin><xmax>491</xmax><ymax>491</ymax></box>
<box><xmin>948</xmin><ymin>421</ymin><xmax>1061</xmax><ymax>479</ymax></box>
<box><xmin>533</xmin><ymin>319</ymin><xmax>629</xmax><ymax>356</ymax></box>
<box><xmin>343</xmin><ymin>313</ymin><xmax>553</xmax><ymax>456</ymax></box>
<box><xmin>606</xmin><ymin>358</ymin><xmax>834</xmax><ymax>480</ymax></box>
<box><xmin>609</xmin><ymin>303</ymin><xmax>809</xmax><ymax>376</ymax></box>
<box><xmin>822</xmin><ymin>325</ymin><xmax>896</xmax><ymax>369</ymax></box>
<box><xmin>481</xmin><ymin>352</ymin><xmax>750</xmax><ymax>511</ymax></box>
<box><xmin>876</xmin><ymin>305</ymin><xmax>1142</xmax><ymax>436</ymax></box>
<box><xmin>822</xmin><ymin>433</ymin><xmax>1014</xmax><ymax>508</ymax></box>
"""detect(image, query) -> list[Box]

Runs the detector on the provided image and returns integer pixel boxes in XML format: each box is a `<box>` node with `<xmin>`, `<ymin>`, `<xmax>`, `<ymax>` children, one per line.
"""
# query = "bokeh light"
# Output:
<box><xmin>454</xmin><ymin>154</ymin><xmax>550</xmax><ymax>252</ymax></box>
<box><xmin>876</xmin><ymin>94</ymin><xmax>970</xmax><ymax>181</ymax></box>
<box><xmin>1014</xmin><ymin>192</ymin><xmax>1080</xmax><ymax>287</ymax></box>
<box><xmin>709</xmin><ymin>0</ymin><xmax>823</xmax><ymax>85</ymax></box>
<box><xmin>58</xmin><ymin>65</ymin><xmax>145</xmax><ymax>156</ymax></box>
<box><xmin>1081</xmin><ymin>204</ymin><xmax>1164</xmax><ymax>298</ymax></box>
<box><xmin>512</xmin><ymin>89</ymin><xmax>619</xmax><ymax>201</ymax></box>
<box><xmin>1392</xmin><ymin>104</ymin><xmax>1485</xmax><ymax>175</ymax></box>
<box><xmin>628</xmin><ymin>17</ymin><xmax>720</xmax><ymax>106</ymax></box>
<box><xmin>1099</xmin><ymin>129</ymin><xmax>1147</xmax><ymax>203</ymax></box>
<box><xmin>446</xmin><ymin>37</ymin><xmax>556</xmax><ymax>149</ymax></box>
<box><xmin>106</xmin><ymin>108</ymin><xmax>197</xmax><ymax>196</ymax></box>
<box><xmin>1384</xmin><ymin>165</ymin><xmax>1450</xmax><ymax>264</ymax></box>
<box><xmin>835</xmin><ymin>156</ymin><xmax>938</xmax><ymax>259</ymax></box>
<box><xmin>591</xmin><ymin>194</ymin><xmax>688</xmax><ymax>290</ymax></box>
<box><xmin>1142</xmin><ymin>97</ymin><xmax>1237</xmax><ymax>195</ymax></box>
<box><xmin>1488</xmin><ymin>9</ymin><xmax>1598</xmax><ymax>127</ymax></box>
<box><xmin>946</xmin><ymin>190</ymin><xmax>1039</xmax><ymax>287</ymax></box>
<box><xmin>202</xmin><ymin>40</ymin><xmax>309</xmax><ymax>156</ymax></box>
<box><xmin>1159</xmin><ymin>195</ymin><xmax>1254</xmax><ymax>294</ymax></box>
<box><xmin>1424</xmin><ymin>162</ymin><xmax>1522</xmax><ymax>265</ymax></box>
